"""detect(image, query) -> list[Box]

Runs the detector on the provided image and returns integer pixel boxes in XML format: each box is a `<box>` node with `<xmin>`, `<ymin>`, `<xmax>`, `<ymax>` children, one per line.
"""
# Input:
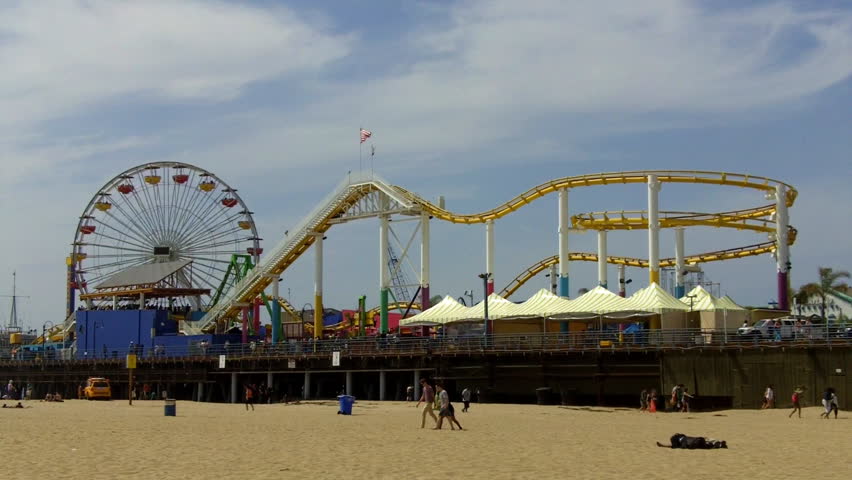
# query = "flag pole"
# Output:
<box><xmin>359</xmin><ymin>126</ymin><xmax>363</xmax><ymax>174</ymax></box>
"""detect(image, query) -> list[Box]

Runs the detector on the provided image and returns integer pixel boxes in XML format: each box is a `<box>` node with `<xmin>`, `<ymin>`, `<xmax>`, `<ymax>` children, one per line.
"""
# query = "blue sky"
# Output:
<box><xmin>1</xmin><ymin>0</ymin><xmax>851</xmax><ymax>330</ymax></box>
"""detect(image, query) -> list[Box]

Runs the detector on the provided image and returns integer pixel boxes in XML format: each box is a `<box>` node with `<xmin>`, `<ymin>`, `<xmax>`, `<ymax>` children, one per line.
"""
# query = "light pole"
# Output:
<box><xmin>478</xmin><ymin>273</ymin><xmax>492</xmax><ymax>338</ymax></box>
<box><xmin>42</xmin><ymin>321</ymin><xmax>54</xmax><ymax>360</ymax></box>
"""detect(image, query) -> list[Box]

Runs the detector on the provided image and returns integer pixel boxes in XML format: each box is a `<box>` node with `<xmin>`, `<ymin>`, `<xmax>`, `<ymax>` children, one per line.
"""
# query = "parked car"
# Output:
<box><xmin>737</xmin><ymin>318</ymin><xmax>798</xmax><ymax>339</ymax></box>
<box><xmin>83</xmin><ymin>377</ymin><xmax>111</xmax><ymax>400</ymax></box>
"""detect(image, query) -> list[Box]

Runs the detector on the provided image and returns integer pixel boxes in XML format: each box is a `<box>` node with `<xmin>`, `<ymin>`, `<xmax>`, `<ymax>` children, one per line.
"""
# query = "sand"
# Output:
<box><xmin>0</xmin><ymin>399</ymin><xmax>848</xmax><ymax>479</ymax></box>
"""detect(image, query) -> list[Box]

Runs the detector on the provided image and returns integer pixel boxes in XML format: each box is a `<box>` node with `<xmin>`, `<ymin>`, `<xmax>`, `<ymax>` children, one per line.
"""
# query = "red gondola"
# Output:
<box><xmin>117</xmin><ymin>184</ymin><xmax>134</xmax><ymax>194</ymax></box>
<box><xmin>80</xmin><ymin>225</ymin><xmax>96</xmax><ymax>235</ymax></box>
<box><xmin>247</xmin><ymin>247</ymin><xmax>263</xmax><ymax>256</ymax></box>
<box><xmin>221</xmin><ymin>198</ymin><xmax>238</xmax><ymax>208</ymax></box>
<box><xmin>173</xmin><ymin>173</ymin><xmax>189</xmax><ymax>184</ymax></box>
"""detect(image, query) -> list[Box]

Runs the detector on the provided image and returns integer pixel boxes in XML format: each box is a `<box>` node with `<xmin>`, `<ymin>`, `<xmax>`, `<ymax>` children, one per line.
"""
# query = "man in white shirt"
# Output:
<box><xmin>461</xmin><ymin>387</ymin><xmax>472</xmax><ymax>412</ymax></box>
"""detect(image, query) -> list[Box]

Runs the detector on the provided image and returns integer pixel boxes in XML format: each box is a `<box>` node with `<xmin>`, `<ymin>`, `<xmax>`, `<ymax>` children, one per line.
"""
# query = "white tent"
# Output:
<box><xmin>680</xmin><ymin>286</ymin><xmax>748</xmax><ymax>330</ymax></box>
<box><xmin>464</xmin><ymin>293</ymin><xmax>520</xmax><ymax>320</ymax></box>
<box><xmin>508</xmin><ymin>289</ymin><xmax>574</xmax><ymax>318</ymax></box>
<box><xmin>557</xmin><ymin>286</ymin><xmax>634</xmax><ymax>315</ymax></box>
<box><xmin>627</xmin><ymin>282</ymin><xmax>691</xmax><ymax>329</ymax></box>
<box><xmin>398</xmin><ymin>296</ymin><xmax>470</xmax><ymax>326</ymax></box>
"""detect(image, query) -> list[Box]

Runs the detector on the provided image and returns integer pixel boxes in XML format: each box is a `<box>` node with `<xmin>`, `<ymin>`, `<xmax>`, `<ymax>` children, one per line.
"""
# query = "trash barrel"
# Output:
<box><xmin>535</xmin><ymin>387</ymin><xmax>552</xmax><ymax>405</ymax></box>
<box><xmin>164</xmin><ymin>398</ymin><xmax>176</xmax><ymax>417</ymax></box>
<box><xmin>337</xmin><ymin>395</ymin><xmax>355</xmax><ymax>415</ymax></box>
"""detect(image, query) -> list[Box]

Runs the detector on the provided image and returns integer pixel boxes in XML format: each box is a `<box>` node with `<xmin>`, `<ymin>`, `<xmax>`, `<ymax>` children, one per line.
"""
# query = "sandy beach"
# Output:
<box><xmin>1</xmin><ymin>399</ymin><xmax>848</xmax><ymax>479</ymax></box>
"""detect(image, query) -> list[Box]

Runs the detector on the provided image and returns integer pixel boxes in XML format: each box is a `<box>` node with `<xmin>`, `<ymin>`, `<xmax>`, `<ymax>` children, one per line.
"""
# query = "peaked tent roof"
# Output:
<box><xmin>627</xmin><ymin>283</ymin><xmax>689</xmax><ymax>312</ymax></box>
<box><xmin>95</xmin><ymin>259</ymin><xmax>193</xmax><ymax>289</ymax></box>
<box><xmin>717</xmin><ymin>295</ymin><xmax>747</xmax><ymax>311</ymax></box>
<box><xmin>399</xmin><ymin>296</ymin><xmax>470</xmax><ymax>326</ymax></box>
<box><xmin>464</xmin><ymin>293</ymin><xmax>520</xmax><ymax>320</ymax></box>
<box><xmin>509</xmin><ymin>288</ymin><xmax>574</xmax><ymax>318</ymax></box>
<box><xmin>563</xmin><ymin>286</ymin><xmax>634</xmax><ymax>314</ymax></box>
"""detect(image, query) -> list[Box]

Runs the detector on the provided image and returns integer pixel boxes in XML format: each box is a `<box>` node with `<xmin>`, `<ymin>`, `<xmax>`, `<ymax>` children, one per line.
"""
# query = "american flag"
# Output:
<box><xmin>360</xmin><ymin>128</ymin><xmax>372</xmax><ymax>143</ymax></box>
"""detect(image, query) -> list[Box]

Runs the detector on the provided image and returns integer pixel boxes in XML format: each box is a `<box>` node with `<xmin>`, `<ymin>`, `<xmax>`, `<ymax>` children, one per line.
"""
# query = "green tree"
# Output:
<box><xmin>796</xmin><ymin>267</ymin><xmax>850</xmax><ymax>320</ymax></box>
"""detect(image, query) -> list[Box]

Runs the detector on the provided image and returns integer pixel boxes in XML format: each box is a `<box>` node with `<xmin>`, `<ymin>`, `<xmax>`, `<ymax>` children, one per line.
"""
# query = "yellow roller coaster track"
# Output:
<box><xmin>499</xmin><ymin>231</ymin><xmax>796</xmax><ymax>299</ymax></box>
<box><xmin>209</xmin><ymin>170</ymin><xmax>796</xmax><ymax>325</ymax></box>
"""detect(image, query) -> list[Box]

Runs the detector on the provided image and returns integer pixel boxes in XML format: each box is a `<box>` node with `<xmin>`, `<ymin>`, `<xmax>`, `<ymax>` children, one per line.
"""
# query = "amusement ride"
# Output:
<box><xmin>45</xmin><ymin>165</ymin><xmax>796</xmax><ymax>348</ymax></box>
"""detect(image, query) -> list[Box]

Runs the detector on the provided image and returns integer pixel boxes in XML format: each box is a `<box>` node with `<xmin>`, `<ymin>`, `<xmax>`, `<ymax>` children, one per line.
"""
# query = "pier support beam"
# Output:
<box><xmin>197</xmin><ymin>382</ymin><xmax>204</xmax><ymax>402</ymax></box>
<box><xmin>303</xmin><ymin>372</ymin><xmax>311</xmax><ymax>400</ymax></box>
<box><xmin>647</xmin><ymin>175</ymin><xmax>661</xmax><ymax>285</ymax></box>
<box><xmin>379</xmin><ymin>370</ymin><xmax>387</xmax><ymax>401</ymax></box>
<box><xmin>346</xmin><ymin>371</ymin><xmax>353</xmax><ymax>396</ymax></box>
<box><xmin>230</xmin><ymin>372</ymin><xmax>238</xmax><ymax>404</ymax></box>
<box><xmin>597</xmin><ymin>230</ymin><xmax>608</xmax><ymax>289</ymax></box>
<box><xmin>674</xmin><ymin>228</ymin><xmax>685</xmax><ymax>298</ymax></box>
<box><xmin>775</xmin><ymin>184</ymin><xmax>790</xmax><ymax>310</ymax></box>
<box><xmin>414</xmin><ymin>370</ymin><xmax>421</xmax><ymax>400</ymax></box>
<box><xmin>420</xmin><ymin>212</ymin><xmax>431</xmax><ymax>310</ymax></box>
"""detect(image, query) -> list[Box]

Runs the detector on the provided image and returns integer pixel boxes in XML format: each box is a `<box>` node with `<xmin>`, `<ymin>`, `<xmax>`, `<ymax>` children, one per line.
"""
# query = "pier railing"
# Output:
<box><xmin>1</xmin><ymin>327</ymin><xmax>850</xmax><ymax>366</ymax></box>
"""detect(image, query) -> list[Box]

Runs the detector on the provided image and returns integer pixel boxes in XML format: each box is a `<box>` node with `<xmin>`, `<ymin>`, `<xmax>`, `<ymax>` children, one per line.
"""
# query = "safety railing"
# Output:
<box><xmin>1</xmin><ymin>328</ymin><xmax>849</xmax><ymax>366</ymax></box>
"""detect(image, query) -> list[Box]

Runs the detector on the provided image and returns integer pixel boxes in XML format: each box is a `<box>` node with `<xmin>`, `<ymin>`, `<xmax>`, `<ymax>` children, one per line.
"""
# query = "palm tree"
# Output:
<box><xmin>796</xmin><ymin>267</ymin><xmax>850</xmax><ymax>320</ymax></box>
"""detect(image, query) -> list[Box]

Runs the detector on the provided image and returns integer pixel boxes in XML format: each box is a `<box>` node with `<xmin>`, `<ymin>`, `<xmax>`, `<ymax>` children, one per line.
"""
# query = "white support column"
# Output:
<box><xmin>647</xmin><ymin>175</ymin><xmax>661</xmax><ymax>285</ymax></box>
<box><xmin>617</xmin><ymin>265</ymin><xmax>626</xmax><ymax>297</ymax></box>
<box><xmin>303</xmin><ymin>372</ymin><xmax>311</xmax><ymax>400</ymax></box>
<box><xmin>775</xmin><ymin>184</ymin><xmax>790</xmax><ymax>310</ymax></box>
<box><xmin>197</xmin><ymin>382</ymin><xmax>204</xmax><ymax>402</ymax></box>
<box><xmin>346</xmin><ymin>371</ymin><xmax>353</xmax><ymax>396</ymax></box>
<box><xmin>420</xmin><ymin>211</ymin><xmax>431</xmax><ymax>310</ymax></box>
<box><xmin>266</xmin><ymin>372</ymin><xmax>274</xmax><ymax>403</ymax></box>
<box><xmin>379</xmin><ymin>370</ymin><xmax>387</xmax><ymax>401</ymax></box>
<box><xmin>597</xmin><ymin>230</ymin><xmax>608</xmax><ymax>289</ymax></box>
<box><xmin>139</xmin><ymin>292</ymin><xmax>145</xmax><ymax>309</ymax></box>
<box><xmin>230</xmin><ymin>372</ymin><xmax>238</xmax><ymax>404</ymax></box>
<box><xmin>379</xmin><ymin>193</ymin><xmax>390</xmax><ymax>333</ymax></box>
<box><xmin>557</xmin><ymin>189</ymin><xmax>569</xmax><ymax>297</ymax></box>
<box><xmin>313</xmin><ymin>233</ymin><xmax>323</xmax><ymax>338</ymax></box>
<box><xmin>112</xmin><ymin>296</ymin><xmax>118</xmax><ymax>310</ymax></box>
<box><xmin>549</xmin><ymin>264</ymin><xmax>557</xmax><ymax>294</ymax></box>
<box><xmin>485</xmin><ymin>220</ymin><xmax>495</xmax><ymax>295</ymax></box>
<box><xmin>674</xmin><ymin>227</ymin><xmax>685</xmax><ymax>298</ymax></box>
<box><xmin>413</xmin><ymin>370</ymin><xmax>421</xmax><ymax>400</ymax></box>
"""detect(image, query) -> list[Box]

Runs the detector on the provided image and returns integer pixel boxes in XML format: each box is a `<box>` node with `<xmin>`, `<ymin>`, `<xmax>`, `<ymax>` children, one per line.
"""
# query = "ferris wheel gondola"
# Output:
<box><xmin>71</xmin><ymin>162</ymin><xmax>260</xmax><ymax>310</ymax></box>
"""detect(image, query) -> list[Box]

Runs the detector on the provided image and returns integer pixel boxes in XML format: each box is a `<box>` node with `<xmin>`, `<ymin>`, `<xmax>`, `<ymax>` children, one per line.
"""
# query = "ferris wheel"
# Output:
<box><xmin>71</xmin><ymin>162</ymin><xmax>261</xmax><ymax>310</ymax></box>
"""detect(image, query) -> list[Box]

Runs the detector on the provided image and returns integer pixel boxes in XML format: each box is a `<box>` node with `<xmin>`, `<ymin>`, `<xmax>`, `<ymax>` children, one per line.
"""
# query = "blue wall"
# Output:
<box><xmin>75</xmin><ymin>310</ymin><xmax>174</xmax><ymax>359</ymax></box>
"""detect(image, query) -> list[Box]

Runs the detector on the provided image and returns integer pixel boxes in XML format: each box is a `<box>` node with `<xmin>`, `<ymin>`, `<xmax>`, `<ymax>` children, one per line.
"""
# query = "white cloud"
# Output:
<box><xmin>0</xmin><ymin>0</ymin><xmax>350</xmax><ymax>128</ymax></box>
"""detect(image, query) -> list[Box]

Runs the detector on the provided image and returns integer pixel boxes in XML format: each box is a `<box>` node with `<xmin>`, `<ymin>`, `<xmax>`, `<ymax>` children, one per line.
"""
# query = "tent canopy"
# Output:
<box><xmin>464</xmin><ymin>293</ymin><xmax>519</xmax><ymax>320</ymax></box>
<box><xmin>399</xmin><ymin>296</ymin><xmax>469</xmax><ymax>326</ymax></box>
<box><xmin>507</xmin><ymin>289</ymin><xmax>574</xmax><ymax>318</ymax></box>
<box><xmin>559</xmin><ymin>286</ymin><xmax>635</xmax><ymax>315</ymax></box>
<box><xmin>627</xmin><ymin>283</ymin><xmax>689</xmax><ymax>313</ymax></box>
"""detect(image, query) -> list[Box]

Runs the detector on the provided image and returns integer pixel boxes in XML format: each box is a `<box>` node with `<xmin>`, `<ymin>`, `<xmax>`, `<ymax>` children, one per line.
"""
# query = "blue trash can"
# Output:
<box><xmin>337</xmin><ymin>395</ymin><xmax>354</xmax><ymax>415</ymax></box>
<box><xmin>164</xmin><ymin>398</ymin><xmax>176</xmax><ymax>417</ymax></box>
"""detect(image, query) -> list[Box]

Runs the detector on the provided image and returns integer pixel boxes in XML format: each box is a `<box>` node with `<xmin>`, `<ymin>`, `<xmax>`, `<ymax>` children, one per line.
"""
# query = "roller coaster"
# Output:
<box><xmin>195</xmin><ymin>170</ymin><xmax>795</xmax><ymax>337</ymax></box>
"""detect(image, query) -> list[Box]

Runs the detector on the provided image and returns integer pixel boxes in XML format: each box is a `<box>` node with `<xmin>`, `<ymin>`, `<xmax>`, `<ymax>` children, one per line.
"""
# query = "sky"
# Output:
<box><xmin>1</xmin><ymin>0</ymin><xmax>851</xmax><ymax>331</ymax></box>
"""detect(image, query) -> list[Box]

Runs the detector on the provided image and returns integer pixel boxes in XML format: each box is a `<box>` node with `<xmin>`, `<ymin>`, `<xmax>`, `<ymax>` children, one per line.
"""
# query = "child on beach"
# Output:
<box><xmin>789</xmin><ymin>387</ymin><xmax>804</xmax><ymax>418</ymax></box>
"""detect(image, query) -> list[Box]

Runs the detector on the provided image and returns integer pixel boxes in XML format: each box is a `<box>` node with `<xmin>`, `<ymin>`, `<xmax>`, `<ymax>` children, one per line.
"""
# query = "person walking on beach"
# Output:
<box><xmin>416</xmin><ymin>378</ymin><xmax>437</xmax><ymax>428</ymax></box>
<box><xmin>245</xmin><ymin>384</ymin><xmax>255</xmax><ymax>411</ymax></box>
<box><xmin>820</xmin><ymin>388</ymin><xmax>839</xmax><ymax>419</ymax></box>
<box><xmin>461</xmin><ymin>387</ymin><xmax>472</xmax><ymax>412</ymax></box>
<box><xmin>639</xmin><ymin>389</ymin><xmax>649</xmax><ymax>412</ymax></box>
<box><xmin>789</xmin><ymin>387</ymin><xmax>804</xmax><ymax>418</ymax></box>
<box><xmin>406</xmin><ymin>385</ymin><xmax>413</xmax><ymax>402</ymax></box>
<box><xmin>762</xmin><ymin>385</ymin><xmax>775</xmax><ymax>409</ymax></box>
<box><xmin>681</xmin><ymin>388</ymin><xmax>694</xmax><ymax>413</ymax></box>
<box><xmin>433</xmin><ymin>384</ymin><xmax>462</xmax><ymax>430</ymax></box>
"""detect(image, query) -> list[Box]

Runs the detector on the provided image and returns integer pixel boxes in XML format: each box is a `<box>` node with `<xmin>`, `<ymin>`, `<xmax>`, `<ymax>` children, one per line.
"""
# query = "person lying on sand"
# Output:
<box><xmin>656</xmin><ymin>433</ymin><xmax>727</xmax><ymax>449</ymax></box>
